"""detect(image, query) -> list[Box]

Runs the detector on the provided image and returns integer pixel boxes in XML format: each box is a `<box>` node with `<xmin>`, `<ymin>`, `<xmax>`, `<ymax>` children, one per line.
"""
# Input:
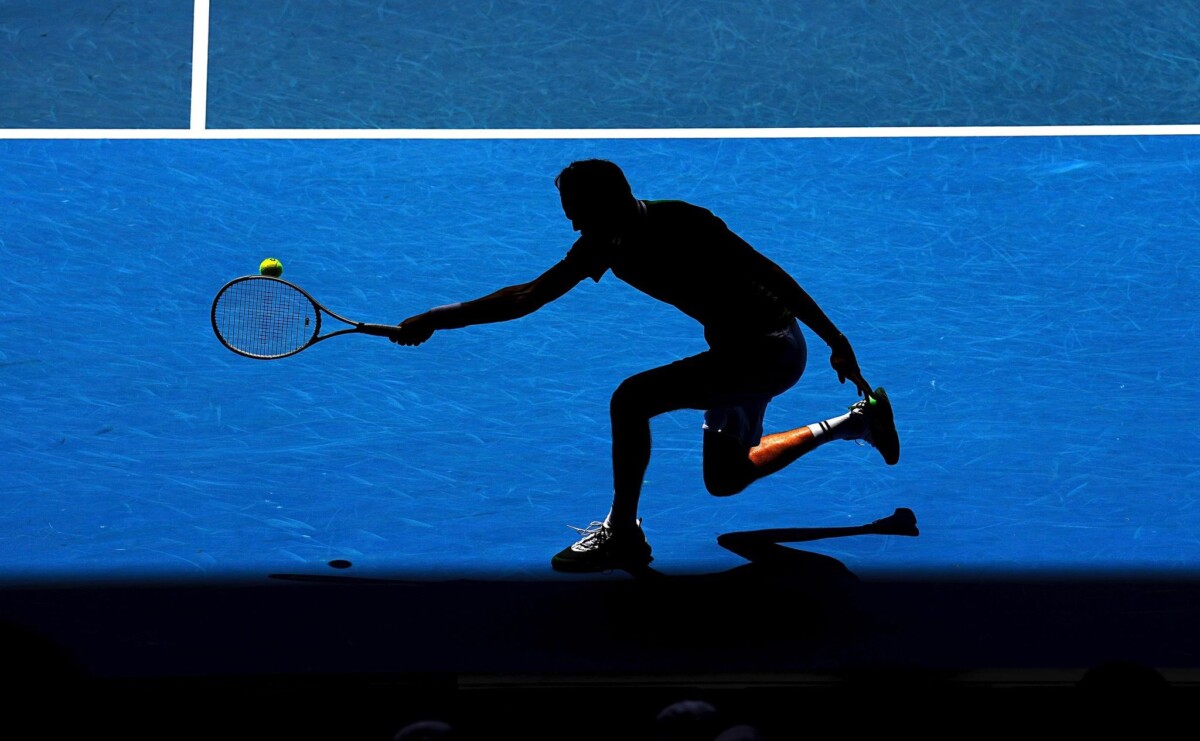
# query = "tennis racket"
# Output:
<box><xmin>211</xmin><ymin>275</ymin><xmax>401</xmax><ymax>360</ymax></box>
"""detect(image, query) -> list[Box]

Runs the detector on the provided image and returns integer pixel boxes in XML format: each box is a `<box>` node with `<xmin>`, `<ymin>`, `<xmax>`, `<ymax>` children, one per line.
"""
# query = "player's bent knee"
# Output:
<box><xmin>703</xmin><ymin>461</ymin><xmax>754</xmax><ymax>497</ymax></box>
<box><xmin>704</xmin><ymin>475</ymin><xmax>747</xmax><ymax>498</ymax></box>
<box><xmin>610</xmin><ymin>377</ymin><xmax>652</xmax><ymax>420</ymax></box>
<box><xmin>702</xmin><ymin>431</ymin><xmax>755</xmax><ymax>496</ymax></box>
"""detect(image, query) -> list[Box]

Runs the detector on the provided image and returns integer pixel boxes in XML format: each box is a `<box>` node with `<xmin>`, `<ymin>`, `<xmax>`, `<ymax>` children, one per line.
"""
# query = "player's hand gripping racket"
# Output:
<box><xmin>211</xmin><ymin>276</ymin><xmax>401</xmax><ymax>360</ymax></box>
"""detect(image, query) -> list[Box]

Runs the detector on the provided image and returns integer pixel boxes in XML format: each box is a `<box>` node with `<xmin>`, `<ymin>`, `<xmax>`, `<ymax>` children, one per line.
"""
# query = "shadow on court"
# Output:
<box><xmin>0</xmin><ymin>502</ymin><xmax>1196</xmax><ymax>734</ymax></box>
<box><xmin>602</xmin><ymin>508</ymin><xmax>920</xmax><ymax>651</ymax></box>
<box><xmin>627</xmin><ymin>506</ymin><xmax>919</xmax><ymax>580</ymax></box>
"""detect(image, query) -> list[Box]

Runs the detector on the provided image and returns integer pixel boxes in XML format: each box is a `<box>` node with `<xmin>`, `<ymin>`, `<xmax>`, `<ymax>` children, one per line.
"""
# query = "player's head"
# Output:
<box><xmin>555</xmin><ymin>159</ymin><xmax>636</xmax><ymax>235</ymax></box>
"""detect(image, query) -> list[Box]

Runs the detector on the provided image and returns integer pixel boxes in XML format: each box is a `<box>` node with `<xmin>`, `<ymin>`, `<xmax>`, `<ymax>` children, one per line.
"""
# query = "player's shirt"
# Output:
<box><xmin>561</xmin><ymin>199</ymin><xmax>796</xmax><ymax>345</ymax></box>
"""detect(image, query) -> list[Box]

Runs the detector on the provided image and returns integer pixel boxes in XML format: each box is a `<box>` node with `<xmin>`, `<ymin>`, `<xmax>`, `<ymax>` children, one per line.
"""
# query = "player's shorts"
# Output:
<box><xmin>701</xmin><ymin>321</ymin><xmax>807</xmax><ymax>448</ymax></box>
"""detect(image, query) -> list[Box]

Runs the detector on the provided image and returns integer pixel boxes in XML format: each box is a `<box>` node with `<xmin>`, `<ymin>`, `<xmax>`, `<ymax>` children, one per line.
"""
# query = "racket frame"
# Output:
<box><xmin>211</xmin><ymin>275</ymin><xmax>398</xmax><ymax>360</ymax></box>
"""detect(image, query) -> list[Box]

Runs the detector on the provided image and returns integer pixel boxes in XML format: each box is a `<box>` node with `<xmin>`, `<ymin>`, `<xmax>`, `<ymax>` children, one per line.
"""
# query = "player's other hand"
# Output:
<box><xmin>828</xmin><ymin>334</ymin><xmax>871</xmax><ymax>397</ymax></box>
<box><xmin>390</xmin><ymin>313</ymin><xmax>435</xmax><ymax>346</ymax></box>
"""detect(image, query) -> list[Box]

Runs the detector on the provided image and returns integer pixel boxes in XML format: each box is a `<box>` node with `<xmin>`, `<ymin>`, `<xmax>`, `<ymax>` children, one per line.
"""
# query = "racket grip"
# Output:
<box><xmin>358</xmin><ymin>323</ymin><xmax>402</xmax><ymax>338</ymax></box>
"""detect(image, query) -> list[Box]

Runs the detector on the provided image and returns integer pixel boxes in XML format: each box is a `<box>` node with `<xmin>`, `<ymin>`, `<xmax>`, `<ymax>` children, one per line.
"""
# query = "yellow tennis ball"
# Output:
<box><xmin>259</xmin><ymin>257</ymin><xmax>283</xmax><ymax>277</ymax></box>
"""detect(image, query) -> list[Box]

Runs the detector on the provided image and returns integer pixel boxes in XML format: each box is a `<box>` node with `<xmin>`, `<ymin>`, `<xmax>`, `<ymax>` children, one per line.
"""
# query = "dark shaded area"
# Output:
<box><xmin>1</xmin><ymin>511</ymin><xmax>1196</xmax><ymax>736</ymax></box>
<box><xmin>0</xmin><ymin>0</ymin><xmax>193</xmax><ymax>128</ymax></box>
<box><xmin>207</xmin><ymin>0</ymin><xmax>1200</xmax><ymax>128</ymax></box>
<box><xmin>4</xmin><ymin>1</ymin><xmax>1198</xmax><ymax>130</ymax></box>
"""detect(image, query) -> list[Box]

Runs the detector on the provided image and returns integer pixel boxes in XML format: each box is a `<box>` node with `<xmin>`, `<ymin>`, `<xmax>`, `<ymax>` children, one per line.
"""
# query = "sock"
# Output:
<box><xmin>806</xmin><ymin>411</ymin><xmax>864</xmax><ymax>443</ymax></box>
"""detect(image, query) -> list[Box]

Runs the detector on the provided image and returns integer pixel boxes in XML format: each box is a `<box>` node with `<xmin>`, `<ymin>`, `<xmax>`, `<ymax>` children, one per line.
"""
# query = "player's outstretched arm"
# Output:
<box><xmin>389</xmin><ymin>260</ymin><xmax>585</xmax><ymax>347</ymax></box>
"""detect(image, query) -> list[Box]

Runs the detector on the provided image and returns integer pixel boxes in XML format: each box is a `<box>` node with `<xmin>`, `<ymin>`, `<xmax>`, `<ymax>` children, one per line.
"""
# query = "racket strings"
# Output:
<box><xmin>214</xmin><ymin>279</ymin><xmax>316</xmax><ymax>358</ymax></box>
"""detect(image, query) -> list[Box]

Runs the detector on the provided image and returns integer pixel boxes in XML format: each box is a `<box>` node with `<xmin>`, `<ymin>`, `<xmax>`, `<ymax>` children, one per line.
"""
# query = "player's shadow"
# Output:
<box><xmin>603</xmin><ymin>508</ymin><xmax>919</xmax><ymax>650</ymax></box>
<box><xmin>626</xmin><ymin>507</ymin><xmax>918</xmax><ymax>581</ymax></box>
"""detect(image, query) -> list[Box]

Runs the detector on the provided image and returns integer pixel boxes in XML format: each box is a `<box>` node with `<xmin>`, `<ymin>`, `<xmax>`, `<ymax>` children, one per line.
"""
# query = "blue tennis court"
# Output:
<box><xmin>2</xmin><ymin>0</ymin><xmax>1199</xmax><ymax>736</ymax></box>
<box><xmin>4</xmin><ymin>133</ymin><xmax>1198</xmax><ymax>583</ymax></box>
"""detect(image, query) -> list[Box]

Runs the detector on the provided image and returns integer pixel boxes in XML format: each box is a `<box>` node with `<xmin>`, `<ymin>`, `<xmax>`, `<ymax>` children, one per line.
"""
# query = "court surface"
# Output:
<box><xmin>1</xmin><ymin>0</ymin><xmax>1199</xmax><ymax>732</ymax></box>
<box><xmin>3</xmin><ymin>133</ymin><xmax>1198</xmax><ymax>584</ymax></box>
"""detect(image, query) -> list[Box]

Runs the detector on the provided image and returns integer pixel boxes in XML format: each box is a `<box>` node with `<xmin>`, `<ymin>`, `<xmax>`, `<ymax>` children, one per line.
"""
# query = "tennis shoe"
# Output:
<box><xmin>849</xmin><ymin>387</ymin><xmax>900</xmax><ymax>465</ymax></box>
<box><xmin>551</xmin><ymin>518</ymin><xmax>653</xmax><ymax>573</ymax></box>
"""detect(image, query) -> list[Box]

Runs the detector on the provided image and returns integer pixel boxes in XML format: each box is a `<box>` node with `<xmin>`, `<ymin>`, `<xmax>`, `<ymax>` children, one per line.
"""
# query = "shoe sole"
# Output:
<box><xmin>550</xmin><ymin>544</ymin><xmax>653</xmax><ymax>574</ymax></box>
<box><xmin>869</xmin><ymin>387</ymin><xmax>900</xmax><ymax>465</ymax></box>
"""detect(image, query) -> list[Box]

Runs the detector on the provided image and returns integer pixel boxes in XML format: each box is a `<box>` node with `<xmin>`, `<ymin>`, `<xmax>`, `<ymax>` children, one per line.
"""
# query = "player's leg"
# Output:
<box><xmin>703</xmin><ymin>389</ymin><xmax>900</xmax><ymax>497</ymax></box>
<box><xmin>699</xmin><ymin>321</ymin><xmax>813</xmax><ymax>496</ymax></box>
<box><xmin>703</xmin><ymin>408</ymin><xmax>864</xmax><ymax>497</ymax></box>
<box><xmin>551</xmin><ymin>349</ymin><xmax>760</xmax><ymax>573</ymax></box>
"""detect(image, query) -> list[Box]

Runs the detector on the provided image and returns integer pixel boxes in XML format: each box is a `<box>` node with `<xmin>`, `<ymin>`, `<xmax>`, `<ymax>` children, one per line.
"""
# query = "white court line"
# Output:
<box><xmin>1</xmin><ymin>125</ymin><xmax>1199</xmax><ymax>140</ymax></box>
<box><xmin>190</xmin><ymin>0</ymin><xmax>210</xmax><ymax>130</ymax></box>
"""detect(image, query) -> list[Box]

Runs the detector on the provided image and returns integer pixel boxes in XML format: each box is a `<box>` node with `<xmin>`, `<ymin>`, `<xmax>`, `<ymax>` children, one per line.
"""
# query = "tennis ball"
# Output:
<box><xmin>259</xmin><ymin>257</ymin><xmax>283</xmax><ymax>277</ymax></box>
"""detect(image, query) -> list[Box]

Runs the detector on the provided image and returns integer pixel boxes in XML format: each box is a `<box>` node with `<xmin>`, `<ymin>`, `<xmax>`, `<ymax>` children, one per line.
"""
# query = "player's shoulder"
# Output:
<box><xmin>643</xmin><ymin>199</ymin><xmax>720</xmax><ymax>224</ymax></box>
<box><xmin>644</xmin><ymin>199</ymin><xmax>732</xmax><ymax>238</ymax></box>
<box><xmin>644</xmin><ymin>198</ymin><xmax>708</xmax><ymax>213</ymax></box>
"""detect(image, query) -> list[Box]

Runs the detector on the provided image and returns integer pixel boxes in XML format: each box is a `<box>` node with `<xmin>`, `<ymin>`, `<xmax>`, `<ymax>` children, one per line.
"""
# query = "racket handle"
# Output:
<box><xmin>358</xmin><ymin>323</ymin><xmax>402</xmax><ymax>338</ymax></box>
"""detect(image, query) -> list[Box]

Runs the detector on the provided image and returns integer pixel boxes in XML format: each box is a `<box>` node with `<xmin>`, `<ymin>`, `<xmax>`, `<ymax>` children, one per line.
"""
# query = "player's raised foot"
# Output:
<box><xmin>551</xmin><ymin>518</ymin><xmax>653</xmax><ymax>573</ymax></box>
<box><xmin>850</xmin><ymin>387</ymin><xmax>900</xmax><ymax>465</ymax></box>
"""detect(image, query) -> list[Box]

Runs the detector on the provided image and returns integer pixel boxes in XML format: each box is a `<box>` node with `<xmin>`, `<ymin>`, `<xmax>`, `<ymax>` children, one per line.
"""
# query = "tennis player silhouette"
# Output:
<box><xmin>390</xmin><ymin>159</ymin><xmax>899</xmax><ymax>573</ymax></box>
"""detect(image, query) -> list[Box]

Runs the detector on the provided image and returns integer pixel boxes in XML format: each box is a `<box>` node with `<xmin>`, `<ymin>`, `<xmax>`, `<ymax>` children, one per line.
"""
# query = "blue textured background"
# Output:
<box><xmin>1</xmin><ymin>1</ymin><xmax>1198</xmax><ymax>587</ymax></box>
<box><xmin>2</xmin><ymin>135</ymin><xmax>1197</xmax><ymax>585</ymax></box>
